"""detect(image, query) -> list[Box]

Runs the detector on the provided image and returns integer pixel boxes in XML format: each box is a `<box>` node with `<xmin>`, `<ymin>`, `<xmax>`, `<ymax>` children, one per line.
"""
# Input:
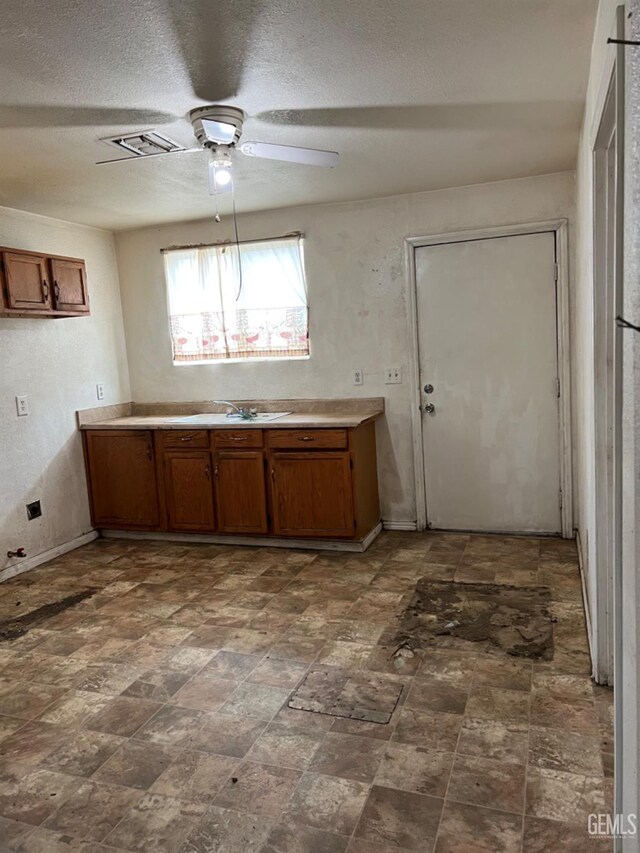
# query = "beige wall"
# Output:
<box><xmin>0</xmin><ymin>206</ymin><xmax>130</xmax><ymax>570</ymax></box>
<box><xmin>116</xmin><ymin>171</ymin><xmax>576</xmax><ymax>526</ymax></box>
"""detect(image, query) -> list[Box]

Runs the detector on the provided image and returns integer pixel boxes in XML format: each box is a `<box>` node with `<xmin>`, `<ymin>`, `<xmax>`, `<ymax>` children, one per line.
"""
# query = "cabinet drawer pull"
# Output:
<box><xmin>228</xmin><ymin>436</ymin><xmax>248</xmax><ymax>442</ymax></box>
<box><xmin>214</xmin><ymin>464</ymin><xmax>219</xmax><ymax>478</ymax></box>
<box><xmin>205</xmin><ymin>464</ymin><xmax>210</xmax><ymax>480</ymax></box>
<box><xmin>297</xmin><ymin>436</ymin><xmax>314</xmax><ymax>441</ymax></box>
<box><xmin>146</xmin><ymin>444</ymin><xmax>153</xmax><ymax>460</ymax></box>
<box><xmin>54</xmin><ymin>280</ymin><xmax>60</xmax><ymax>301</ymax></box>
<box><xmin>271</xmin><ymin>467</ymin><xmax>276</xmax><ymax>480</ymax></box>
<box><xmin>42</xmin><ymin>280</ymin><xmax>49</xmax><ymax>298</ymax></box>
<box><xmin>179</xmin><ymin>435</ymin><xmax>193</xmax><ymax>441</ymax></box>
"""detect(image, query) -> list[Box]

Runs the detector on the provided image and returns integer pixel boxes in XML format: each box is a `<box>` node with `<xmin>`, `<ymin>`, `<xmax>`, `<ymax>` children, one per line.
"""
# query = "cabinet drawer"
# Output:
<box><xmin>161</xmin><ymin>429</ymin><xmax>210</xmax><ymax>449</ymax></box>
<box><xmin>267</xmin><ymin>429</ymin><xmax>347</xmax><ymax>450</ymax></box>
<box><xmin>214</xmin><ymin>429</ymin><xmax>263</xmax><ymax>448</ymax></box>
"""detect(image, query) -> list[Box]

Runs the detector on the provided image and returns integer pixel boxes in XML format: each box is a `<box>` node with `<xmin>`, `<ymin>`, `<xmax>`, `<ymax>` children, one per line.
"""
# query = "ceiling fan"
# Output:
<box><xmin>96</xmin><ymin>104</ymin><xmax>340</xmax><ymax>195</ymax></box>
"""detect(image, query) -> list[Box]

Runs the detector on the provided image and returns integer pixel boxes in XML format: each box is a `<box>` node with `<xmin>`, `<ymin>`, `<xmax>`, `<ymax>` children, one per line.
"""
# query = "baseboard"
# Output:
<box><xmin>575</xmin><ymin>527</ymin><xmax>596</xmax><ymax>680</ymax></box>
<box><xmin>101</xmin><ymin>522</ymin><xmax>383</xmax><ymax>553</ymax></box>
<box><xmin>0</xmin><ymin>530</ymin><xmax>99</xmax><ymax>583</ymax></box>
<box><xmin>382</xmin><ymin>520</ymin><xmax>418</xmax><ymax>532</ymax></box>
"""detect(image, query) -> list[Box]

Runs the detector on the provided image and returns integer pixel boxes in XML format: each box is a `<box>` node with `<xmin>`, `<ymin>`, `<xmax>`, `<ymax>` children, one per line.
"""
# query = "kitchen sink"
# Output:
<box><xmin>166</xmin><ymin>412</ymin><xmax>292</xmax><ymax>425</ymax></box>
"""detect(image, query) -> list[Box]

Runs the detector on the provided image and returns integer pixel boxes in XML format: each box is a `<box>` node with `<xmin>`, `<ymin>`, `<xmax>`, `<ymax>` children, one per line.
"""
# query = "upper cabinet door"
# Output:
<box><xmin>2</xmin><ymin>251</ymin><xmax>51</xmax><ymax>311</ymax></box>
<box><xmin>50</xmin><ymin>258</ymin><xmax>90</xmax><ymax>314</ymax></box>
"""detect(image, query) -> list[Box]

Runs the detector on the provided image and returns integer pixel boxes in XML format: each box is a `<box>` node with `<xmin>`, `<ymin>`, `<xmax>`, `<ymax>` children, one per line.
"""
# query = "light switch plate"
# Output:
<box><xmin>96</xmin><ymin>383</ymin><xmax>105</xmax><ymax>401</ymax></box>
<box><xmin>353</xmin><ymin>369</ymin><xmax>364</xmax><ymax>386</ymax></box>
<box><xmin>16</xmin><ymin>395</ymin><xmax>29</xmax><ymax>417</ymax></box>
<box><xmin>384</xmin><ymin>367</ymin><xmax>402</xmax><ymax>384</ymax></box>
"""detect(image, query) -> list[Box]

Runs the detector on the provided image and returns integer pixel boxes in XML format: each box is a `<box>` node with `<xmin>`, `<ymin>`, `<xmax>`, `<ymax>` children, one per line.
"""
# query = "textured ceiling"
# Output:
<box><xmin>0</xmin><ymin>0</ymin><xmax>597</xmax><ymax>231</ymax></box>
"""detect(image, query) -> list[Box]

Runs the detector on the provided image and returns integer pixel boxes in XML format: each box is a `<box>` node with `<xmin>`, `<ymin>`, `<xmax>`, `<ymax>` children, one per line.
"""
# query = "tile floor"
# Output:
<box><xmin>0</xmin><ymin>532</ymin><xmax>613</xmax><ymax>852</ymax></box>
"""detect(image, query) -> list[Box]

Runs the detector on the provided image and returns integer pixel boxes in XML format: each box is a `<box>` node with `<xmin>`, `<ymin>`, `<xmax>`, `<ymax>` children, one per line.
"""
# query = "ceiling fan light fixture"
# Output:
<box><xmin>208</xmin><ymin>153</ymin><xmax>233</xmax><ymax>195</ymax></box>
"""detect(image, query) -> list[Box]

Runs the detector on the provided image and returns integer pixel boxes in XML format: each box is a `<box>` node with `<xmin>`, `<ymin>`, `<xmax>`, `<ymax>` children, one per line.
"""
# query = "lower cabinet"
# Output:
<box><xmin>163</xmin><ymin>450</ymin><xmax>215</xmax><ymax>532</ymax></box>
<box><xmin>214</xmin><ymin>450</ymin><xmax>268</xmax><ymax>534</ymax></box>
<box><xmin>83</xmin><ymin>422</ymin><xmax>380</xmax><ymax>540</ymax></box>
<box><xmin>270</xmin><ymin>451</ymin><xmax>355</xmax><ymax>537</ymax></box>
<box><xmin>84</xmin><ymin>430</ymin><xmax>160</xmax><ymax>529</ymax></box>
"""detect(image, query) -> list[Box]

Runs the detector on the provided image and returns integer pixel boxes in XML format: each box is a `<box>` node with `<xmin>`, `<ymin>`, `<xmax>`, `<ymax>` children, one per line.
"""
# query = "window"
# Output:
<box><xmin>163</xmin><ymin>235</ymin><xmax>309</xmax><ymax>364</ymax></box>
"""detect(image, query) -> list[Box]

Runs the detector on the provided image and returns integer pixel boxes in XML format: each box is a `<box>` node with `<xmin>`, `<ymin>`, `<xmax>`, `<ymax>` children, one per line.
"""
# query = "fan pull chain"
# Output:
<box><xmin>232</xmin><ymin>182</ymin><xmax>243</xmax><ymax>301</ymax></box>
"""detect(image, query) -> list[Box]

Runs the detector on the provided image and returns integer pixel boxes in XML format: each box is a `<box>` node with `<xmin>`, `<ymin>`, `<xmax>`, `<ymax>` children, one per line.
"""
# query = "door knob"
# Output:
<box><xmin>424</xmin><ymin>403</ymin><xmax>435</xmax><ymax>414</ymax></box>
<box><xmin>423</xmin><ymin>384</ymin><xmax>434</xmax><ymax>394</ymax></box>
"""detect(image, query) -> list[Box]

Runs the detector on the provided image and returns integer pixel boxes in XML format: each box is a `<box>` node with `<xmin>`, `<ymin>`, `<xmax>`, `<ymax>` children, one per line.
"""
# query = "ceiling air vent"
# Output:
<box><xmin>100</xmin><ymin>131</ymin><xmax>185</xmax><ymax>157</ymax></box>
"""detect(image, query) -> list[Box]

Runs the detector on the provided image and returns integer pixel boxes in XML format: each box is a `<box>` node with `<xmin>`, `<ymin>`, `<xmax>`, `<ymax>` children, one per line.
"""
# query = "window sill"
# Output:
<box><xmin>173</xmin><ymin>355</ymin><xmax>311</xmax><ymax>366</ymax></box>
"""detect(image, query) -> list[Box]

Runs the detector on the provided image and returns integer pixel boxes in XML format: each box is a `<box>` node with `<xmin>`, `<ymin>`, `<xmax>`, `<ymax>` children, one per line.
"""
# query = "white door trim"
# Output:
<box><xmin>405</xmin><ymin>219</ymin><xmax>573</xmax><ymax>537</ymax></box>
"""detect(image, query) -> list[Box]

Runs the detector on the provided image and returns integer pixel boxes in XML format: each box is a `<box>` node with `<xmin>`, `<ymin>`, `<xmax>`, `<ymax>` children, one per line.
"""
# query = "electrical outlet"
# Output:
<box><xmin>96</xmin><ymin>383</ymin><xmax>105</xmax><ymax>401</ymax></box>
<box><xmin>26</xmin><ymin>500</ymin><xmax>41</xmax><ymax>520</ymax></box>
<box><xmin>384</xmin><ymin>367</ymin><xmax>402</xmax><ymax>384</ymax></box>
<box><xmin>353</xmin><ymin>368</ymin><xmax>364</xmax><ymax>386</ymax></box>
<box><xmin>15</xmin><ymin>395</ymin><xmax>29</xmax><ymax>417</ymax></box>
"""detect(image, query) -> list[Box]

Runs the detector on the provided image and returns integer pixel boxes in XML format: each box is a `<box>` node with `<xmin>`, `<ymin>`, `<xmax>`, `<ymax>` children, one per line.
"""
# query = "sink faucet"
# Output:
<box><xmin>212</xmin><ymin>400</ymin><xmax>256</xmax><ymax>419</ymax></box>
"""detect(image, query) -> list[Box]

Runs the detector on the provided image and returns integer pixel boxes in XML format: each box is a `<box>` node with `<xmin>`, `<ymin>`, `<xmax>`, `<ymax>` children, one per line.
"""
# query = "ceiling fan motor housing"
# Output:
<box><xmin>189</xmin><ymin>105</ymin><xmax>245</xmax><ymax>148</ymax></box>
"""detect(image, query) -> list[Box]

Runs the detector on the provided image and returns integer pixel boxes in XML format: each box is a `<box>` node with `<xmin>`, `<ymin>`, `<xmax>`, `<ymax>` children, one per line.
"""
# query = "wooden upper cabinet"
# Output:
<box><xmin>84</xmin><ymin>430</ymin><xmax>160</xmax><ymax>529</ymax></box>
<box><xmin>2</xmin><ymin>250</ymin><xmax>51</xmax><ymax>312</ymax></box>
<box><xmin>50</xmin><ymin>257</ymin><xmax>89</xmax><ymax>314</ymax></box>
<box><xmin>0</xmin><ymin>248</ymin><xmax>89</xmax><ymax>317</ymax></box>
<box><xmin>214</xmin><ymin>450</ymin><xmax>268</xmax><ymax>534</ymax></box>
<box><xmin>270</xmin><ymin>451</ymin><xmax>355</xmax><ymax>538</ymax></box>
<box><xmin>164</xmin><ymin>450</ymin><xmax>216</xmax><ymax>532</ymax></box>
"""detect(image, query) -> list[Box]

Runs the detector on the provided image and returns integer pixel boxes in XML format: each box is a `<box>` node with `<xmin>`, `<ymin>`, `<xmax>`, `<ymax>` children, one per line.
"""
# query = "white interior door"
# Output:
<box><xmin>415</xmin><ymin>231</ymin><xmax>561</xmax><ymax>534</ymax></box>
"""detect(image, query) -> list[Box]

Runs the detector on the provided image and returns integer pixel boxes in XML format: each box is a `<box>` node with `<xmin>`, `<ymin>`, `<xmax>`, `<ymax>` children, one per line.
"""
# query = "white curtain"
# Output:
<box><xmin>164</xmin><ymin>236</ymin><xmax>309</xmax><ymax>362</ymax></box>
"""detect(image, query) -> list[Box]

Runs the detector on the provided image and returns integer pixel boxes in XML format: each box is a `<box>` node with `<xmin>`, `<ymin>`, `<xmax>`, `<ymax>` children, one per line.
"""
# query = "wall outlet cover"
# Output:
<box><xmin>96</xmin><ymin>383</ymin><xmax>105</xmax><ymax>400</ymax></box>
<box><xmin>384</xmin><ymin>367</ymin><xmax>402</xmax><ymax>384</ymax></box>
<box><xmin>26</xmin><ymin>500</ymin><xmax>42</xmax><ymax>520</ymax></box>
<box><xmin>15</xmin><ymin>395</ymin><xmax>29</xmax><ymax>416</ymax></box>
<box><xmin>353</xmin><ymin>369</ymin><xmax>364</xmax><ymax>386</ymax></box>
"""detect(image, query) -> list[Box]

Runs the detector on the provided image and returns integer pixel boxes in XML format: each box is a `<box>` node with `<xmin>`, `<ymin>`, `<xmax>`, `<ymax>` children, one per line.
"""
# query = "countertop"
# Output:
<box><xmin>79</xmin><ymin>412</ymin><xmax>382</xmax><ymax>430</ymax></box>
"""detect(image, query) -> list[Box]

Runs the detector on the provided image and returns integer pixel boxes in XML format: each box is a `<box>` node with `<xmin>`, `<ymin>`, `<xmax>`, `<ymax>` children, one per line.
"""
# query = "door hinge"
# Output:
<box><xmin>559</xmin><ymin>489</ymin><xmax>563</xmax><ymax>509</ymax></box>
<box><xmin>556</xmin><ymin>378</ymin><xmax>561</xmax><ymax>398</ymax></box>
<box><xmin>553</xmin><ymin>262</ymin><xmax>559</xmax><ymax>281</ymax></box>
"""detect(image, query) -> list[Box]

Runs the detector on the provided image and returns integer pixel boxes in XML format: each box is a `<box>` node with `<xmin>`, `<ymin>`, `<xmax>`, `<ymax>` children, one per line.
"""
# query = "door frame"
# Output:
<box><xmin>404</xmin><ymin>219</ymin><xmax>573</xmax><ymax>537</ymax></box>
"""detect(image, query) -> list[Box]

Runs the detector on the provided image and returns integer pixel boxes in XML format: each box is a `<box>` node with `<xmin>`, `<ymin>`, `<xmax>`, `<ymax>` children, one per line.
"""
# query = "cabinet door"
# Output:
<box><xmin>2</xmin><ymin>251</ymin><xmax>51</xmax><ymax>311</ymax></box>
<box><xmin>85</xmin><ymin>430</ymin><xmax>160</xmax><ymax>528</ymax></box>
<box><xmin>50</xmin><ymin>258</ymin><xmax>90</xmax><ymax>314</ymax></box>
<box><xmin>214</xmin><ymin>451</ymin><xmax>268</xmax><ymax>534</ymax></box>
<box><xmin>270</xmin><ymin>452</ymin><xmax>355</xmax><ymax>537</ymax></box>
<box><xmin>164</xmin><ymin>450</ymin><xmax>215</xmax><ymax>532</ymax></box>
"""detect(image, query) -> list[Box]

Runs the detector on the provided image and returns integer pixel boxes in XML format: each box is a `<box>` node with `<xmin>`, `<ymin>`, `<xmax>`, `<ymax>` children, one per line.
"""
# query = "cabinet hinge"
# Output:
<box><xmin>349</xmin><ymin>457</ymin><xmax>353</xmax><ymax>470</ymax></box>
<box><xmin>553</xmin><ymin>262</ymin><xmax>559</xmax><ymax>281</ymax></box>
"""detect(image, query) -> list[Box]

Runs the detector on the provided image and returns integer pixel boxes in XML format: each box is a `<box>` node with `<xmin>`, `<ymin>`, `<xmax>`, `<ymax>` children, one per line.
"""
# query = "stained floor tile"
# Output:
<box><xmin>104</xmin><ymin>792</ymin><xmax>206</xmax><ymax>852</ymax></box>
<box><xmin>151</xmin><ymin>750</ymin><xmax>238</xmax><ymax>803</ymax></box>
<box><xmin>284</xmin><ymin>772</ymin><xmax>369</xmax><ymax>835</ymax></box>
<box><xmin>376</xmin><ymin>742</ymin><xmax>453</xmax><ymax>797</ymax></box>
<box><xmin>354</xmin><ymin>784</ymin><xmax>443</xmax><ymax>851</ymax></box>
<box><xmin>179</xmin><ymin>805</ymin><xmax>272</xmax><ymax>853</ymax></box>
<box><xmin>42</xmin><ymin>779</ymin><xmax>142</xmax><ymax>841</ymax></box>
<box><xmin>435</xmin><ymin>799</ymin><xmax>522</xmax><ymax>852</ymax></box>
<box><xmin>214</xmin><ymin>760</ymin><xmax>301</xmax><ymax>817</ymax></box>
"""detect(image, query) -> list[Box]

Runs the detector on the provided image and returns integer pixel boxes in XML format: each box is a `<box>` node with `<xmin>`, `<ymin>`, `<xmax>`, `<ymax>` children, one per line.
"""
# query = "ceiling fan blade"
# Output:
<box><xmin>0</xmin><ymin>105</ymin><xmax>175</xmax><ymax>129</ymax></box>
<box><xmin>96</xmin><ymin>147</ymin><xmax>202</xmax><ymax>165</ymax></box>
<box><xmin>239</xmin><ymin>141</ymin><xmax>339</xmax><ymax>167</ymax></box>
